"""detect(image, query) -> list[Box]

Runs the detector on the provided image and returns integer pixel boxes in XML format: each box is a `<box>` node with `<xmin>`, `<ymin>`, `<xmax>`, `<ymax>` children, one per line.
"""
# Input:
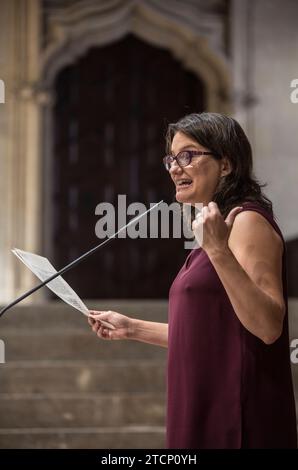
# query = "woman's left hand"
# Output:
<box><xmin>192</xmin><ymin>202</ymin><xmax>243</xmax><ymax>256</ymax></box>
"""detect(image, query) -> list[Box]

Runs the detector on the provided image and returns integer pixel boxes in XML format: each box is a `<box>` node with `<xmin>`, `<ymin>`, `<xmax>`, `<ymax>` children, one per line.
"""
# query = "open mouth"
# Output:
<box><xmin>176</xmin><ymin>178</ymin><xmax>193</xmax><ymax>190</ymax></box>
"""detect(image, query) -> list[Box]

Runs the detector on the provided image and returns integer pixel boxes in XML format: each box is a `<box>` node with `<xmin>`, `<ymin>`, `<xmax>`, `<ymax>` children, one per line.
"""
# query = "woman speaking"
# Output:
<box><xmin>88</xmin><ymin>112</ymin><xmax>297</xmax><ymax>449</ymax></box>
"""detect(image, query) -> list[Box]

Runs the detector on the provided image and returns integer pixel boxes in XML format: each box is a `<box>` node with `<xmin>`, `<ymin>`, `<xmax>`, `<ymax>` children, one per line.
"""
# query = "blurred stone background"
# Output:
<box><xmin>0</xmin><ymin>0</ymin><xmax>297</xmax><ymax>448</ymax></box>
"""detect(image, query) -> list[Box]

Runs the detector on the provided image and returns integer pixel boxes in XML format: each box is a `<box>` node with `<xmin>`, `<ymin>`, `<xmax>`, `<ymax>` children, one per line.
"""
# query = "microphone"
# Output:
<box><xmin>0</xmin><ymin>200</ymin><xmax>163</xmax><ymax>318</ymax></box>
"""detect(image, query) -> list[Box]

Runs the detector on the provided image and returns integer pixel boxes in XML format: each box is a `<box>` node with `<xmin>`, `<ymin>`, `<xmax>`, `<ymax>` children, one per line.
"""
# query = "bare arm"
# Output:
<box><xmin>88</xmin><ymin>310</ymin><xmax>168</xmax><ymax>348</ymax></box>
<box><xmin>207</xmin><ymin>210</ymin><xmax>285</xmax><ymax>345</ymax></box>
<box><xmin>130</xmin><ymin>319</ymin><xmax>168</xmax><ymax>348</ymax></box>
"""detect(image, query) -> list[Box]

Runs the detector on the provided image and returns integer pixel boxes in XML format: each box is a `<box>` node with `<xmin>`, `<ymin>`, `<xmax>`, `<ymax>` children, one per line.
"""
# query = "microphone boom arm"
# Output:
<box><xmin>0</xmin><ymin>200</ymin><xmax>163</xmax><ymax>318</ymax></box>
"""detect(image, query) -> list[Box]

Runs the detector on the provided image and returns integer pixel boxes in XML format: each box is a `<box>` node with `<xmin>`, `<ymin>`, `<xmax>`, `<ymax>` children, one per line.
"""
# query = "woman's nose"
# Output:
<box><xmin>169</xmin><ymin>161</ymin><xmax>182</xmax><ymax>176</ymax></box>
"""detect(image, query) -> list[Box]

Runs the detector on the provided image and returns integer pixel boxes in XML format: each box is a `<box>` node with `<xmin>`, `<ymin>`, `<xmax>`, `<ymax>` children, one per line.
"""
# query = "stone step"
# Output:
<box><xmin>1</xmin><ymin>331</ymin><xmax>167</xmax><ymax>361</ymax></box>
<box><xmin>1</xmin><ymin>298</ymin><xmax>295</xmax><ymax>450</ymax></box>
<box><xmin>0</xmin><ymin>426</ymin><xmax>166</xmax><ymax>449</ymax></box>
<box><xmin>0</xmin><ymin>360</ymin><xmax>166</xmax><ymax>394</ymax></box>
<box><xmin>0</xmin><ymin>300</ymin><xmax>168</xmax><ymax>331</ymax></box>
<box><xmin>1</xmin><ymin>298</ymin><xmax>296</xmax><ymax>335</ymax></box>
<box><xmin>0</xmin><ymin>301</ymin><xmax>169</xmax><ymax>449</ymax></box>
<box><xmin>0</xmin><ymin>392</ymin><xmax>166</xmax><ymax>428</ymax></box>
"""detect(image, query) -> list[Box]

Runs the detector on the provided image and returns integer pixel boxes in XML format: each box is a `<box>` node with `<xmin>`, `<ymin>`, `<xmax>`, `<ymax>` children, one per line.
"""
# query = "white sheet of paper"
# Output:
<box><xmin>12</xmin><ymin>248</ymin><xmax>115</xmax><ymax>330</ymax></box>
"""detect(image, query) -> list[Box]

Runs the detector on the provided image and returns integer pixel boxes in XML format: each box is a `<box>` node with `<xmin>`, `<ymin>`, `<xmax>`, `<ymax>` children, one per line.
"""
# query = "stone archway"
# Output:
<box><xmin>0</xmin><ymin>0</ymin><xmax>232</xmax><ymax>302</ymax></box>
<box><xmin>41</xmin><ymin>0</ymin><xmax>231</xmax><ymax>111</ymax></box>
<box><xmin>40</xmin><ymin>0</ymin><xmax>232</xmax><ymax>278</ymax></box>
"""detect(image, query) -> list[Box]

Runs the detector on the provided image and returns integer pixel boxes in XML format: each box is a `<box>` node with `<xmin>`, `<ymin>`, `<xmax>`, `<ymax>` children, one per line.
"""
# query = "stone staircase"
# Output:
<box><xmin>0</xmin><ymin>300</ymin><xmax>167</xmax><ymax>449</ymax></box>
<box><xmin>0</xmin><ymin>298</ymin><xmax>297</xmax><ymax>449</ymax></box>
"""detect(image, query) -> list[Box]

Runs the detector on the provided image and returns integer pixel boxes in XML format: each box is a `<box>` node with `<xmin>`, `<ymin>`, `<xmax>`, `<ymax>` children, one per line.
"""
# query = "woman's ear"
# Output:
<box><xmin>220</xmin><ymin>157</ymin><xmax>232</xmax><ymax>177</ymax></box>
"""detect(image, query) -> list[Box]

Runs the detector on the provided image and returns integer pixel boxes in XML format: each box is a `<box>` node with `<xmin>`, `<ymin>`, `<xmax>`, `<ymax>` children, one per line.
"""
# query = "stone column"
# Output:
<box><xmin>0</xmin><ymin>0</ymin><xmax>43</xmax><ymax>304</ymax></box>
<box><xmin>230</xmin><ymin>0</ymin><xmax>256</xmax><ymax>136</ymax></box>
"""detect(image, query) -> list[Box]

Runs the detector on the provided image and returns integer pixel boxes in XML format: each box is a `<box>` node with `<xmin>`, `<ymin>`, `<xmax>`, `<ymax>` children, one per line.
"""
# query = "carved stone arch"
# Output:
<box><xmin>41</xmin><ymin>0</ymin><xmax>231</xmax><ymax>112</ymax></box>
<box><xmin>0</xmin><ymin>0</ymin><xmax>233</xmax><ymax>301</ymax></box>
<box><xmin>40</xmin><ymin>0</ymin><xmax>232</xmax><ymax>289</ymax></box>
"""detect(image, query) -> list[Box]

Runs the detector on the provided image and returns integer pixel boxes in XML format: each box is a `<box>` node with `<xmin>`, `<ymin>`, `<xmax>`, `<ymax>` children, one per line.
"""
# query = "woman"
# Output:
<box><xmin>88</xmin><ymin>112</ymin><xmax>297</xmax><ymax>449</ymax></box>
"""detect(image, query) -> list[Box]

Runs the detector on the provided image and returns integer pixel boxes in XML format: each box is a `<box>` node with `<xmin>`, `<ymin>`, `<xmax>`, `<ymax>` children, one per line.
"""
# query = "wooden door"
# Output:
<box><xmin>52</xmin><ymin>34</ymin><xmax>205</xmax><ymax>298</ymax></box>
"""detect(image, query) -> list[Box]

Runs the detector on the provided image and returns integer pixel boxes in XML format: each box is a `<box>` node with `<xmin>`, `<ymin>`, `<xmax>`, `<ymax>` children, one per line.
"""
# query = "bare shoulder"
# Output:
<box><xmin>228</xmin><ymin>209</ymin><xmax>283</xmax><ymax>255</ymax></box>
<box><xmin>228</xmin><ymin>209</ymin><xmax>285</xmax><ymax>313</ymax></box>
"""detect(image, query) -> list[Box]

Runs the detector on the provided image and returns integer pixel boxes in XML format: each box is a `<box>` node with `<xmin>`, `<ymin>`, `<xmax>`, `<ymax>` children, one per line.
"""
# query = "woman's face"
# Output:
<box><xmin>169</xmin><ymin>131</ymin><xmax>228</xmax><ymax>206</ymax></box>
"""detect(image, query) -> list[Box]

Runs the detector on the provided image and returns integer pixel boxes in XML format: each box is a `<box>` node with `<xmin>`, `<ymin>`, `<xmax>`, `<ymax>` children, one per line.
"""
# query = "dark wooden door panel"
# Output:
<box><xmin>52</xmin><ymin>34</ymin><xmax>205</xmax><ymax>298</ymax></box>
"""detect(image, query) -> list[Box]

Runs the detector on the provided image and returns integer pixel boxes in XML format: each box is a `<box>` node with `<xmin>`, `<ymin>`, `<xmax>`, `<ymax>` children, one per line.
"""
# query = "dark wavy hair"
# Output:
<box><xmin>165</xmin><ymin>112</ymin><xmax>273</xmax><ymax>219</ymax></box>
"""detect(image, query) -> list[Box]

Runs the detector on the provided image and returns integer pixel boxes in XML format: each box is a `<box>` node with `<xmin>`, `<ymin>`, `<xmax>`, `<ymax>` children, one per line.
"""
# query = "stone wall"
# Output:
<box><xmin>0</xmin><ymin>0</ymin><xmax>297</xmax><ymax>302</ymax></box>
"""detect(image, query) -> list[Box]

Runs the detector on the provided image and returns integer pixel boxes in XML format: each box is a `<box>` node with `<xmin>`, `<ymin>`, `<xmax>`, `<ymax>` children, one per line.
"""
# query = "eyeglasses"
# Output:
<box><xmin>163</xmin><ymin>150</ymin><xmax>214</xmax><ymax>171</ymax></box>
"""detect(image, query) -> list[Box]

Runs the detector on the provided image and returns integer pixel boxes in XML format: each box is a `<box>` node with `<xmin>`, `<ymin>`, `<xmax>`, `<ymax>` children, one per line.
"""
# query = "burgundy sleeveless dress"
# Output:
<box><xmin>167</xmin><ymin>202</ymin><xmax>297</xmax><ymax>448</ymax></box>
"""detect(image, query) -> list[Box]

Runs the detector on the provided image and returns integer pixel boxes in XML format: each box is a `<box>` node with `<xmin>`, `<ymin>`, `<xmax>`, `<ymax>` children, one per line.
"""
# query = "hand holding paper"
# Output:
<box><xmin>12</xmin><ymin>248</ymin><xmax>115</xmax><ymax>330</ymax></box>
